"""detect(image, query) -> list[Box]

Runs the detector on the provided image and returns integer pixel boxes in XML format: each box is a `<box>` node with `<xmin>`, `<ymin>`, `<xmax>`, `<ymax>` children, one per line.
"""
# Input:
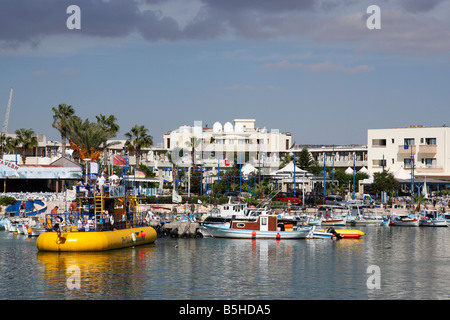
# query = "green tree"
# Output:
<box><xmin>51</xmin><ymin>103</ymin><xmax>75</xmax><ymax>158</ymax></box>
<box><xmin>372</xmin><ymin>171</ymin><xmax>400</xmax><ymax>196</ymax></box>
<box><xmin>15</xmin><ymin>128</ymin><xmax>38</xmax><ymax>164</ymax></box>
<box><xmin>125</xmin><ymin>125</ymin><xmax>153</xmax><ymax>165</ymax></box>
<box><xmin>298</xmin><ymin>147</ymin><xmax>314</xmax><ymax>170</ymax></box>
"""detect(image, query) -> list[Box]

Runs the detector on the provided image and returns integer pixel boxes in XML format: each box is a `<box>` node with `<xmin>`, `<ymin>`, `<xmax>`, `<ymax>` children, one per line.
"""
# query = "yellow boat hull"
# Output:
<box><xmin>316</xmin><ymin>228</ymin><xmax>365</xmax><ymax>238</ymax></box>
<box><xmin>36</xmin><ymin>226</ymin><xmax>157</xmax><ymax>252</ymax></box>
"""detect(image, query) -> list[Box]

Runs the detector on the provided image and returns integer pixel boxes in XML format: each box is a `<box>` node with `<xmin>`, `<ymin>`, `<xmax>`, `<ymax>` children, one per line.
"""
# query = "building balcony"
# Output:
<box><xmin>415</xmin><ymin>167</ymin><xmax>444</xmax><ymax>174</ymax></box>
<box><xmin>398</xmin><ymin>145</ymin><xmax>416</xmax><ymax>154</ymax></box>
<box><xmin>418</xmin><ymin>144</ymin><xmax>437</xmax><ymax>154</ymax></box>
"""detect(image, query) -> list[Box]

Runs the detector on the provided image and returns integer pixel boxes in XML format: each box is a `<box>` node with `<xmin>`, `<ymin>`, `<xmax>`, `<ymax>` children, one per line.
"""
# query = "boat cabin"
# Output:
<box><xmin>231</xmin><ymin>215</ymin><xmax>295</xmax><ymax>232</ymax></box>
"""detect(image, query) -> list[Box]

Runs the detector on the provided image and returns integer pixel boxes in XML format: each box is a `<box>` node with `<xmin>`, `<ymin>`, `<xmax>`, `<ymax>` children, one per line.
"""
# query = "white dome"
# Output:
<box><xmin>234</xmin><ymin>122</ymin><xmax>244</xmax><ymax>132</ymax></box>
<box><xmin>212</xmin><ymin>122</ymin><xmax>222</xmax><ymax>133</ymax></box>
<box><xmin>180</xmin><ymin>125</ymin><xmax>191</xmax><ymax>133</ymax></box>
<box><xmin>223</xmin><ymin>122</ymin><xmax>233</xmax><ymax>133</ymax></box>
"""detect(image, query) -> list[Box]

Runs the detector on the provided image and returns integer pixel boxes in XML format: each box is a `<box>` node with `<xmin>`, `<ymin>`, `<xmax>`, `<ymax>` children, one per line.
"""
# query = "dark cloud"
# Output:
<box><xmin>398</xmin><ymin>0</ymin><xmax>444</xmax><ymax>12</ymax></box>
<box><xmin>1</xmin><ymin>0</ymin><xmax>450</xmax><ymax>54</ymax></box>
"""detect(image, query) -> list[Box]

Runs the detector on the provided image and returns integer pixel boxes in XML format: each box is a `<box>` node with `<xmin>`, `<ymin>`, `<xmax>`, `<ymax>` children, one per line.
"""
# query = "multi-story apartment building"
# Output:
<box><xmin>368</xmin><ymin>125</ymin><xmax>450</xmax><ymax>192</ymax></box>
<box><xmin>301</xmin><ymin>145</ymin><xmax>368</xmax><ymax>172</ymax></box>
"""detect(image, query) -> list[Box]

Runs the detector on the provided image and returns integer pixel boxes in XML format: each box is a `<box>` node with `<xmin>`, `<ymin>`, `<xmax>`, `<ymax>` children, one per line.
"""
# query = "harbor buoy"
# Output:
<box><xmin>141</xmin><ymin>231</ymin><xmax>146</xmax><ymax>237</ymax></box>
<box><xmin>276</xmin><ymin>233</ymin><xmax>281</xmax><ymax>240</ymax></box>
<box><xmin>252</xmin><ymin>231</ymin><xmax>256</xmax><ymax>238</ymax></box>
<box><xmin>131</xmin><ymin>232</ymin><xmax>136</xmax><ymax>242</ymax></box>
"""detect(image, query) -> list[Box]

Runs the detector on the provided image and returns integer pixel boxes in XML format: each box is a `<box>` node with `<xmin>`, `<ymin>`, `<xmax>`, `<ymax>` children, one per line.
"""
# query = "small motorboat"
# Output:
<box><xmin>419</xmin><ymin>209</ymin><xmax>448</xmax><ymax>227</ymax></box>
<box><xmin>313</xmin><ymin>227</ymin><xmax>365</xmax><ymax>239</ymax></box>
<box><xmin>389</xmin><ymin>214</ymin><xmax>419</xmax><ymax>227</ymax></box>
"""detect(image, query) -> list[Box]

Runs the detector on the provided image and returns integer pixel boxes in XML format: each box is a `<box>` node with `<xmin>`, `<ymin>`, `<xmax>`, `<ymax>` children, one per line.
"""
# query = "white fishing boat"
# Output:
<box><xmin>16</xmin><ymin>224</ymin><xmax>26</xmax><ymax>234</ymax></box>
<box><xmin>9</xmin><ymin>223</ymin><xmax>17</xmax><ymax>233</ymax></box>
<box><xmin>203</xmin><ymin>214</ymin><xmax>312</xmax><ymax>239</ymax></box>
<box><xmin>317</xmin><ymin>205</ymin><xmax>347</xmax><ymax>226</ymax></box>
<box><xmin>389</xmin><ymin>214</ymin><xmax>419</xmax><ymax>227</ymax></box>
<box><xmin>30</xmin><ymin>226</ymin><xmax>46</xmax><ymax>236</ymax></box>
<box><xmin>2</xmin><ymin>219</ymin><xmax>12</xmax><ymax>231</ymax></box>
<box><xmin>0</xmin><ymin>217</ymin><xmax>11</xmax><ymax>230</ymax></box>
<box><xmin>419</xmin><ymin>209</ymin><xmax>448</xmax><ymax>227</ymax></box>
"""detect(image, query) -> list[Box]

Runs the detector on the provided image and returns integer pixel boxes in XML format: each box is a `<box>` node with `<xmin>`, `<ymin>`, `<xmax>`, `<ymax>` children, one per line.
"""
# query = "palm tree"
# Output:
<box><xmin>52</xmin><ymin>103</ymin><xmax>75</xmax><ymax>158</ymax></box>
<box><xmin>67</xmin><ymin>116</ymin><xmax>109</xmax><ymax>162</ymax></box>
<box><xmin>185</xmin><ymin>136</ymin><xmax>201</xmax><ymax>174</ymax></box>
<box><xmin>124</xmin><ymin>125</ymin><xmax>153</xmax><ymax>165</ymax></box>
<box><xmin>15</xmin><ymin>128</ymin><xmax>38</xmax><ymax>164</ymax></box>
<box><xmin>96</xmin><ymin>114</ymin><xmax>120</xmax><ymax>167</ymax></box>
<box><xmin>3</xmin><ymin>135</ymin><xmax>19</xmax><ymax>160</ymax></box>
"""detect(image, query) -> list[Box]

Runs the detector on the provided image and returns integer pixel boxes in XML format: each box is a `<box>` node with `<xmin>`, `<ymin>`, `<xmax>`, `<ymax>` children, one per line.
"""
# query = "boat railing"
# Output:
<box><xmin>75</xmin><ymin>185</ymin><xmax>127</xmax><ymax>198</ymax></box>
<box><xmin>44</xmin><ymin>209</ymin><xmax>148</xmax><ymax>233</ymax></box>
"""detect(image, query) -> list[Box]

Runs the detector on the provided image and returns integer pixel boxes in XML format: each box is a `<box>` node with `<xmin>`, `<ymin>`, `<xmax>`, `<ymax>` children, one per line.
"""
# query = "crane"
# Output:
<box><xmin>2</xmin><ymin>87</ymin><xmax>13</xmax><ymax>134</ymax></box>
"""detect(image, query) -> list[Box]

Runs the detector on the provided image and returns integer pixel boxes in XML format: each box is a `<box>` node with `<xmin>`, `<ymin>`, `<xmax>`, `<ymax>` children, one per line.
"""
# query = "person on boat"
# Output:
<box><xmin>86</xmin><ymin>180</ymin><xmax>94</xmax><ymax>196</ymax></box>
<box><xmin>53</xmin><ymin>214</ymin><xmax>63</xmax><ymax>234</ymax></box>
<box><xmin>51</xmin><ymin>206</ymin><xmax>59</xmax><ymax>216</ymax></box>
<box><xmin>109</xmin><ymin>171</ymin><xmax>119</xmax><ymax>186</ymax></box>
<box><xmin>69</xmin><ymin>201</ymin><xmax>77</xmax><ymax>214</ymax></box>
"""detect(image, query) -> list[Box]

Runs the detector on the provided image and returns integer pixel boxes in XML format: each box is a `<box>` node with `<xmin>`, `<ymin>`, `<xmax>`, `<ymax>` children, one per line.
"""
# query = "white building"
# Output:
<box><xmin>368</xmin><ymin>125</ymin><xmax>450</xmax><ymax>192</ymax></box>
<box><xmin>163</xmin><ymin>119</ymin><xmax>292</xmax><ymax>175</ymax></box>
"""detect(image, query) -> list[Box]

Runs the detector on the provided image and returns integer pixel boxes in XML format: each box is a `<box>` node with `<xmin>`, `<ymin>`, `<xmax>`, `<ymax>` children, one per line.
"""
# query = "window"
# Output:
<box><xmin>392</xmin><ymin>139</ymin><xmax>395</xmax><ymax>143</ymax></box>
<box><xmin>425</xmin><ymin>158</ymin><xmax>437</xmax><ymax>168</ymax></box>
<box><xmin>404</xmin><ymin>138</ymin><xmax>415</xmax><ymax>146</ymax></box>
<box><xmin>404</xmin><ymin>158</ymin><xmax>412</xmax><ymax>168</ymax></box>
<box><xmin>372</xmin><ymin>139</ymin><xmax>386</xmax><ymax>147</ymax></box>
<box><xmin>373</xmin><ymin>159</ymin><xmax>386</xmax><ymax>167</ymax></box>
<box><xmin>425</xmin><ymin>138</ymin><xmax>436</xmax><ymax>145</ymax></box>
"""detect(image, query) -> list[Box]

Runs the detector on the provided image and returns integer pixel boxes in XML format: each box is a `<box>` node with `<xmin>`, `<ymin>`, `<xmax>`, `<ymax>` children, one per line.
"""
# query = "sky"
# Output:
<box><xmin>1</xmin><ymin>0</ymin><xmax>450</xmax><ymax>146</ymax></box>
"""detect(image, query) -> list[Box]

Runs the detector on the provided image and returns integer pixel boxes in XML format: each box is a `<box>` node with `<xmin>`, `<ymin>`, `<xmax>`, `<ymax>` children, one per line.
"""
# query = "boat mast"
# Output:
<box><xmin>2</xmin><ymin>87</ymin><xmax>13</xmax><ymax>134</ymax></box>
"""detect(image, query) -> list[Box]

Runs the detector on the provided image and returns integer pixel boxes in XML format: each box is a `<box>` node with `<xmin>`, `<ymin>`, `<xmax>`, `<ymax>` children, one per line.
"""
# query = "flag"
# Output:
<box><xmin>172</xmin><ymin>191</ymin><xmax>182</xmax><ymax>203</ymax></box>
<box><xmin>113</xmin><ymin>155</ymin><xmax>126</xmax><ymax>166</ymax></box>
<box><xmin>134</xmin><ymin>168</ymin><xmax>146</xmax><ymax>178</ymax></box>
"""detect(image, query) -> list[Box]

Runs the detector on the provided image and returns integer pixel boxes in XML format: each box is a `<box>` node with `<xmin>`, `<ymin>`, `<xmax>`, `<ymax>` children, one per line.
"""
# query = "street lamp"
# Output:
<box><xmin>83</xmin><ymin>158</ymin><xmax>91</xmax><ymax>184</ymax></box>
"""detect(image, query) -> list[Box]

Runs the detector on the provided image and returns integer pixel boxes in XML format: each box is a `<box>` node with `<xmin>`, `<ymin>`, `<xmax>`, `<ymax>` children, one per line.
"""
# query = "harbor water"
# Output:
<box><xmin>0</xmin><ymin>226</ymin><xmax>449</xmax><ymax>300</ymax></box>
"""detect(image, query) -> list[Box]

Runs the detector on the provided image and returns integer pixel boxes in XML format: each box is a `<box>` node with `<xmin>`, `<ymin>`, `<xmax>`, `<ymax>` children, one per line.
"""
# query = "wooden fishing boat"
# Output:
<box><xmin>203</xmin><ymin>215</ymin><xmax>312</xmax><ymax>239</ymax></box>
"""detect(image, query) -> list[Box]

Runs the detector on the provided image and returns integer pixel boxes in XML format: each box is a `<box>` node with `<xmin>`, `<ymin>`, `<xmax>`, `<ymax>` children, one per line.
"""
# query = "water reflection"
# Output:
<box><xmin>36</xmin><ymin>244</ymin><xmax>157</xmax><ymax>299</ymax></box>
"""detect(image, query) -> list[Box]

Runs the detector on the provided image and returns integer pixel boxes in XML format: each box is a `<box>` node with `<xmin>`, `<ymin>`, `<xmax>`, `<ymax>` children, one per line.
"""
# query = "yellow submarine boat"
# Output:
<box><xmin>36</xmin><ymin>182</ymin><xmax>156</xmax><ymax>252</ymax></box>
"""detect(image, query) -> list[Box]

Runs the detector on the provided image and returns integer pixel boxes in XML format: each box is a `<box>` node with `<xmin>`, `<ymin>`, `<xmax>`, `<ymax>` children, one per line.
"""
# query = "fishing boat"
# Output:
<box><xmin>0</xmin><ymin>217</ymin><xmax>11</xmax><ymax>230</ymax></box>
<box><xmin>419</xmin><ymin>209</ymin><xmax>448</xmax><ymax>227</ymax></box>
<box><xmin>389</xmin><ymin>214</ymin><xmax>419</xmax><ymax>227</ymax></box>
<box><xmin>347</xmin><ymin>204</ymin><xmax>384</xmax><ymax>226</ymax></box>
<box><xmin>317</xmin><ymin>205</ymin><xmax>347</xmax><ymax>226</ymax></box>
<box><xmin>36</xmin><ymin>182</ymin><xmax>157</xmax><ymax>252</ymax></box>
<box><xmin>30</xmin><ymin>225</ymin><xmax>46</xmax><ymax>236</ymax></box>
<box><xmin>203</xmin><ymin>214</ymin><xmax>312</xmax><ymax>239</ymax></box>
